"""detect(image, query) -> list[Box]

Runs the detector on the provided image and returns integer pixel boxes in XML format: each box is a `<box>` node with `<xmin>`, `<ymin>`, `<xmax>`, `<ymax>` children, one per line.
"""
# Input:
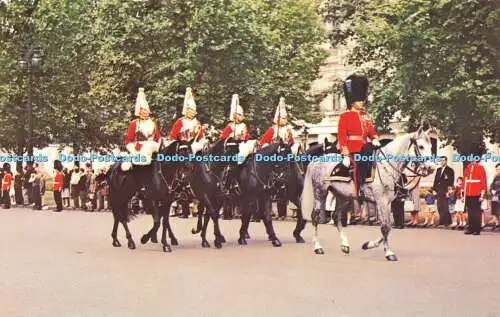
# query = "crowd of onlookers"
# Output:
<box><xmin>1</xmin><ymin>163</ymin><xmax>109</xmax><ymax>212</ymax></box>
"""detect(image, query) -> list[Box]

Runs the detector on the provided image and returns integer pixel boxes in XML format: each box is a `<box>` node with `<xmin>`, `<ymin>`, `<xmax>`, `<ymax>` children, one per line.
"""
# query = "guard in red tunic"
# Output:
<box><xmin>53</xmin><ymin>160</ymin><xmax>64</xmax><ymax>212</ymax></box>
<box><xmin>260</xmin><ymin>97</ymin><xmax>295</xmax><ymax>146</ymax></box>
<box><xmin>123</xmin><ymin>88</ymin><xmax>162</xmax><ymax>171</ymax></box>
<box><xmin>169</xmin><ymin>87</ymin><xmax>204</xmax><ymax>142</ymax></box>
<box><xmin>2</xmin><ymin>163</ymin><xmax>12</xmax><ymax>209</ymax></box>
<box><xmin>220</xmin><ymin>94</ymin><xmax>249</xmax><ymax>142</ymax></box>
<box><xmin>463</xmin><ymin>157</ymin><xmax>487</xmax><ymax>235</ymax></box>
<box><xmin>337</xmin><ymin>74</ymin><xmax>380</xmax><ymax>203</ymax></box>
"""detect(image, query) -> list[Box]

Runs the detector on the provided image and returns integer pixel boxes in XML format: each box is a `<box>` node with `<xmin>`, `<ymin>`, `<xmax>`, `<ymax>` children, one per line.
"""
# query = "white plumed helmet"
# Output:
<box><xmin>182</xmin><ymin>87</ymin><xmax>197</xmax><ymax>115</ymax></box>
<box><xmin>134</xmin><ymin>88</ymin><xmax>150</xmax><ymax>116</ymax></box>
<box><xmin>229</xmin><ymin>94</ymin><xmax>244</xmax><ymax>120</ymax></box>
<box><xmin>273</xmin><ymin>97</ymin><xmax>287</xmax><ymax>124</ymax></box>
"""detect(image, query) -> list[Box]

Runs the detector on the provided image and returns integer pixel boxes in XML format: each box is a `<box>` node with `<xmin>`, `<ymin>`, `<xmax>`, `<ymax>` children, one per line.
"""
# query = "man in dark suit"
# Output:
<box><xmin>432</xmin><ymin>156</ymin><xmax>454</xmax><ymax>226</ymax></box>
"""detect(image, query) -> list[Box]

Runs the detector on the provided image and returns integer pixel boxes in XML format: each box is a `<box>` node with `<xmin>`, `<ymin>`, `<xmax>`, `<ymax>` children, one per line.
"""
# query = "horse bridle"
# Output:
<box><xmin>375</xmin><ymin>134</ymin><xmax>430</xmax><ymax>192</ymax></box>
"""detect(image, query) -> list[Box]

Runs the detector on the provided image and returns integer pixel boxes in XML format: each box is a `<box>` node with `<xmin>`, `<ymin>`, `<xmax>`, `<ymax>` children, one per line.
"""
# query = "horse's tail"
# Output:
<box><xmin>301</xmin><ymin>165</ymin><xmax>314</xmax><ymax>220</ymax></box>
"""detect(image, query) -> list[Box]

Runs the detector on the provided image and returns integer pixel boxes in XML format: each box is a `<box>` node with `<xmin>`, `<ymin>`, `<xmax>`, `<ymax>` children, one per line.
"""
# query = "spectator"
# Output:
<box><xmin>78</xmin><ymin>168</ymin><xmax>89</xmax><ymax>210</ymax></box>
<box><xmin>32</xmin><ymin>166</ymin><xmax>42</xmax><ymax>210</ymax></box>
<box><xmin>14</xmin><ymin>168</ymin><xmax>24</xmax><ymax>206</ymax></box>
<box><xmin>405</xmin><ymin>178</ymin><xmax>421</xmax><ymax>228</ymax></box>
<box><xmin>24</xmin><ymin>165</ymin><xmax>35</xmax><ymax>205</ymax></box>
<box><xmin>70</xmin><ymin>167</ymin><xmax>81</xmax><ymax>209</ymax></box>
<box><xmin>88</xmin><ymin>169</ymin><xmax>97</xmax><ymax>211</ymax></box>
<box><xmin>453</xmin><ymin>177</ymin><xmax>466</xmax><ymax>229</ymax></box>
<box><xmin>432</xmin><ymin>156</ymin><xmax>454</xmax><ymax>227</ymax></box>
<box><xmin>2</xmin><ymin>163</ymin><xmax>13</xmax><ymax>209</ymax></box>
<box><xmin>422</xmin><ymin>190</ymin><xmax>437</xmax><ymax>227</ymax></box>
<box><xmin>463</xmin><ymin>156</ymin><xmax>487</xmax><ymax>235</ymax></box>
<box><xmin>95</xmin><ymin>168</ymin><xmax>108</xmax><ymax>211</ymax></box>
<box><xmin>489</xmin><ymin>163</ymin><xmax>500</xmax><ymax>231</ymax></box>
<box><xmin>447</xmin><ymin>186</ymin><xmax>457</xmax><ymax>227</ymax></box>
<box><xmin>62</xmin><ymin>167</ymin><xmax>71</xmax><ymax>208</ymax></box>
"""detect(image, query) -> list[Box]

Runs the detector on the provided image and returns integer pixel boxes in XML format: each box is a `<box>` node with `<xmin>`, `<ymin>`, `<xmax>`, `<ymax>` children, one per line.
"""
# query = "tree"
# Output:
<box><xmin>324</xmin><ymin>0</ymin><xmax>500</xmax><ymax>155</ymax></box>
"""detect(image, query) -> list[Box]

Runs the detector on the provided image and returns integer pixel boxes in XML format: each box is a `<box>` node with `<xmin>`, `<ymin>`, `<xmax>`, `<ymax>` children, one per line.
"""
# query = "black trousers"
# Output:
<box><xmin>26</xmin><ymin>186</ymin><xmax>34</xmax><ymax>204</ymax></box>
<box><xmin>54</xmin><ymin>190</ymin><xmax>63</xmax><ymax>211</ymax></box>
<box><xmin>437</xmin><ymin>195</ymin><xmax>451</xmax><ymax>225</ymax></box>
<box><xmin>14</xmin><ymin>186</ymin><xmax>24</xmax><ymax>205</ymax></box>
<box><xmin>33</xmin><ymin>186</ymin><xmax>42</xmax><ymax>210</ymax></box>
<box><xmin>391</xmin><ymin>199</ymin><xmax>404</xmax><ymax>227</ymax></box>
<box><xmin>465</xmin><ymin>196</ymin><xmax>481</xmax><ymax>233</ymax></box>
<box><xmin>2</xmin><ymin>190</ymin><xmax>10</xmax><ymax>209</ymax></box>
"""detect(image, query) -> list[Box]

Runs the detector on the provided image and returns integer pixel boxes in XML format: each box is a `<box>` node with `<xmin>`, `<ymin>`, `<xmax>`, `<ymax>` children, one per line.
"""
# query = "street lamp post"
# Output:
<box><xmin>19</xmin><ymin>47</ymin><xmax>43</xmax><ymax>159</ymax></box>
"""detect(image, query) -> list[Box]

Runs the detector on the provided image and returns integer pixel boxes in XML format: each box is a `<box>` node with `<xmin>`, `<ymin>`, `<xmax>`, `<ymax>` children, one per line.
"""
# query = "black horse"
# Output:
<box><xmin>235</xmin><ymin>140</ymin><xmax>292</xmax><ymax>247</ymax></box>
<box><xmin>108</xmin><ymin>140</ymin><xmax>192</xmax><ymax>252</ymax></box>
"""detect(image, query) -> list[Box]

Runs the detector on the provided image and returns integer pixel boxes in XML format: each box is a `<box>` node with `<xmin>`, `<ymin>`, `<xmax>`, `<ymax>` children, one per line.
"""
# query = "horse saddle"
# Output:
<box><xmin>324</xmin><ymin>162</ymin><xmax>376</xmax><ymax>183</ymax></box>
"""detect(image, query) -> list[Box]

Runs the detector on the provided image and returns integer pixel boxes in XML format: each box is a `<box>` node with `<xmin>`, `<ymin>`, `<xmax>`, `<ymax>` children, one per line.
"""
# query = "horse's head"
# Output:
<box><xmin>222</xmin><ymin>137</ymin><xmax>241</xmax><ymax>156</ymax></box>
<box><xmin>323</xmin><ymin>138</ymin><xmax>337</xmax><ymax>154</ymax></box>
<box><xmin>409</xmin><ymin>121</ymin><xmax>436</xmax><ymax>176</ymax></box>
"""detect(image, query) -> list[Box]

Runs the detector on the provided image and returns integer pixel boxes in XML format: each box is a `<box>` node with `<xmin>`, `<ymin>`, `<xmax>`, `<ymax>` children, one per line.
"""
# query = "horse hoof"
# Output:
<box><xmin>386</xmin><ymin>254</ymin><xmax>398</xmax><ymax>261</ymax></box>
<box><xmin>112</xmin><ymin>240</ymin><xmax>121</xmax><ymax>247</ymax></box>
<box><xmin>245</xmin><ymin>232</ymin><xmax>251</xmax><ymax>239</ymax></box>
<box><xmin>140</xmin><ymin>234</ymin><xmax>149</xmax><ymax>245</ymax></box>
<box><xmin>272</xmin><ymin>239</ymin><xmax>282</xmax><ymax>247</ymax></box>
<box><xmin>191</xmin><ymin>228</ymin><xmax>199</xmax><ymax>234</ymax></box>
<box><xmin>170</xmin><ymin>238</ymin><xmax>179</xmax><ymax>246</ymax></box>
<box><xmin>314</xmin><ymin>248</ymin><xmax>325</xmax><ymax>255</ymax></box>
<box><xmin>128</xmin><ymin>240</ymin><xmax>136</xmax><ymax>250</ymax></box>
<box><xmin>214</xmin><ymin>240</ymin><xmax>222</xmax><ymax>249</ymax></box>
<box><xmin>151</xmin><ymin>234</ymin><xmax>158</xmax><ymax>244</ymax></box>
<box><xmin>202</xmin><ymin>241</ymin><xmax>210</xmax><ymax>248</ymax></box>
<box><xmin>238</xmin><ymin>238</ymin><xmax>247</xmax><ymax>245</ymax></box>
<box><xmin>163</xmin><ymin>244</ymin><xmax>172</xmax><ymax>253</ymax></box>
<box><xmin>219</xmin><ymin>235</ymin><xmax>226</xmax><ymax>243</ymax></box>
<box><xmin>341</xmin><ymin>245</ymin><xmax>350</xmax><ymax>254</ymax></box>
<box><xmin>294</xmin><ymin>235</ymin><xmax>305</xmax><ymax>243</ymax></box>
<box><xmin>362</xmin><ymin>242</ymin><xmax>370</xmax><ymax>250</ymax></box>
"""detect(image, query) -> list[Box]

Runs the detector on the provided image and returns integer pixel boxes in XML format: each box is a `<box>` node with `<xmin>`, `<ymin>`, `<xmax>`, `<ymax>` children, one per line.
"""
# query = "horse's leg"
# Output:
<box><xmin>261</xmin><ymin>196</ymin><xmax>281</xmax><ymax>247</ymax></box>
<box><xmin>292</xmin><ymin>198</ymin><xmax>306</xmax><ymax>243</ymax></box>
<box><xmin>141</xmin><ymin>200</ymin><xmax>160</xmax><ymax>245</ymax></box>
<box><xmin>200</xmin><ymin>211</ymin><xmax>211</xmax><ymax>248</ymax></box>
<box><xmin>362</xmin><ymin>201</ymin><xmax>391</xmax><ymax>258</ymax></box>
<box><xmin>336</xmin><ymin>197</ymin><xmax>351</xmax><ymax>254</ymax></box>
<box><xmin>238</xmin><ymin>201</ymin><xmax>250</xmax><ymax>245</ymax></box>
<box><xmin>191</xmin><ymin>203</ymin><xmax>204</xmax><ymax>234</ymax></box>
<box><xmin>120</xmin><ymin>219</ymin><xmax>136</xmax><ymax>250</ymax></box>
<box><xmin>165</xmin><ymin>207</ymin><xmax>179</xmax><ymax>246</ymax></box>
<box><xmin>210</xmin><ymin>205</ymin><xmax>225</xmax><ymax>249</ymax></box>
<box><xmin>311</xmin><ymin>206</ymin><xmax>324</xmax><ymax>255</ymax></box>
<box><xmin>376</xmin><ymin>199</ymin><xmax>398</xmax><ymax>261</ymax></box>
<box><xmin>111</xmin><ymin>215</ymin><xmax>121</xmax><ymax>247</ymax></box>
<box><xmin>160</xmin><ymin>213</ymin><xmax>172</xmax><ymax>253</ymax></box>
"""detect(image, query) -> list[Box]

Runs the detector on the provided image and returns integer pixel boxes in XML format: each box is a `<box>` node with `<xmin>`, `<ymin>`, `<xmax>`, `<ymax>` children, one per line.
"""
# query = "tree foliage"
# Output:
<box><xmin>324</xmin><ymin>0</ymin><xmax>500</xmax><ymax>155</ymax></box>
<box><xmin>0</xmin><ymin>0</ymin><xmax>327</xmax><ymax>153</ymax></box>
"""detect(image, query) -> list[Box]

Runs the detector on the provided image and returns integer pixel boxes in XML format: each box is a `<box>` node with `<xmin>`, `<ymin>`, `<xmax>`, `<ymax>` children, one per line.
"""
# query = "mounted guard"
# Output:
<box><xmin>122</xmin><ymin>88</ymin><xmax>162</xmax><ymax>171</ymax></box>
<box><xmin>337</xmin><ymin>74</ymin><xmax>380</xmax><ymax>203</ymax></box>
<box><xmin>259</xmin><ymin>97</ymin><xmax>300</xmax><ymax>155</ymax></box>
<box><xmin>168</xmin><ymin>87</ymin><xmax>206</xmax><ymax>153</ymax></box>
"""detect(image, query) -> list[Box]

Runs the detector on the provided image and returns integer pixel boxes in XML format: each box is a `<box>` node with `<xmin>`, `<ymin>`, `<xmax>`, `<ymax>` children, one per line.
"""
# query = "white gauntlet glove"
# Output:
<box><xmin>372</xmin><ymin>139</ymin><xmax>381</xmax><ymax>147</ymax></box>
<box><xmin>342</xmin><ymin>156</ymin><xmax>350</xmax><ymax>168</ymax></box>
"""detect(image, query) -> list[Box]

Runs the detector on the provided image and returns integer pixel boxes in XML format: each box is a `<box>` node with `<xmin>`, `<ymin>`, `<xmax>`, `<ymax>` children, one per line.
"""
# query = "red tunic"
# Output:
<box><xmin>259</xmin><ymin>126</ymin><xmax>294</xmax><ymax>145</ymax></box>
<box><xmin>464</xmin><ymin>162</ymin><xmax>487</xmax><ymax>197</ymax></box>
<box><xmin>337</xmin><ymin>110</ymin><xmax>376</xmax><ymax>153</ymax></box>
<box><xmin>219</xmin><ymin>122</ymin><xmax>249</xmax><ymax>141</ymax></box>
<box><xmin>2</xmin><ymin>172</ymin><xmax>12</xmax><ymax>191</ymax></box>
<box><xmin>53</xmin><ymin>171</ymin><xmax>63</xmax><ymax>192</ymax></box>
<box><xmin>168</xmin><ymin>117</ymin><xmax>204</xmax><ymax>141</ymax></box>
<box><xmin>124</xmin><ymin>119</ymin><xmax>161</xmax><ymax>145</ymax></box>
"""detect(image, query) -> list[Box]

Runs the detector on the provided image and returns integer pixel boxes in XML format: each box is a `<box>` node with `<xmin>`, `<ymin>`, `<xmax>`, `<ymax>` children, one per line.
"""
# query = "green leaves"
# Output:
<box><xmin>326</xmin><ymin>0</ymin><xmax>500</xmax><ymax>154</ymax></box>
<box><xmin>1</xmin><ymin>0</ymin><xmax>327</xmax><ymax>152</ymax></box>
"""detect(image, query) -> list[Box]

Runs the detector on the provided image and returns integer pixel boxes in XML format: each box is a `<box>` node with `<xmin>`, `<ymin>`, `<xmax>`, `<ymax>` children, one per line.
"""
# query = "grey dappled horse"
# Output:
<box><xmin>301</xmin><ymin>125</ymin><xmax>436</xmax><ymax>261</ymax></box>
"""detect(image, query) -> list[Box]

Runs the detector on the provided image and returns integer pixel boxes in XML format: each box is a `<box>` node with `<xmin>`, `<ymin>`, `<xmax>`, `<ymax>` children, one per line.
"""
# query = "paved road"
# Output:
<box><xmin>1</xmin><ymin>208</ymin><xmax>499</xmax><ymax>317</ymax></box>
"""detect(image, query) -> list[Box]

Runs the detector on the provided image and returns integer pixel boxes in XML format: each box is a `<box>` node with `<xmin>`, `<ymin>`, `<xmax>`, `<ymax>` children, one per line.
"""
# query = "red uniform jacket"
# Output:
<box><xmin>53</xmin><ymin>171</ymin><xmax>63</xmax><ymax>192</ymax></box>
<box><xmin>259</xmin><ymin>126</ymin><xmax>294</xmax><ymax>146</ymax></box>
<box><xmin>2</xmin><ymin>172</ymin><xmax>12</xmax><ymax>192</ymax></box>
<box><xmin>337</xmin><ymin>110</ymin><xmax>376</xmax><ymax>153</ymax></box>
<box><xmin>125</xmin><ymin>119</ymin><xmax>161</xmax><ymax>145</ymax></box>
<box><xmin>169</xmin><ymin>117</ymin><xmax>204</xmax><ymax>141</ymax></box>
<box><xmin>464</xmin><ymin>162</ymin><xmax>487</xmax><ymax>197</ymax></box>
<box><xmin>219</xmin><ymin>122</ymin><xmax>249</xmax><ymax>141</ymax></box>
